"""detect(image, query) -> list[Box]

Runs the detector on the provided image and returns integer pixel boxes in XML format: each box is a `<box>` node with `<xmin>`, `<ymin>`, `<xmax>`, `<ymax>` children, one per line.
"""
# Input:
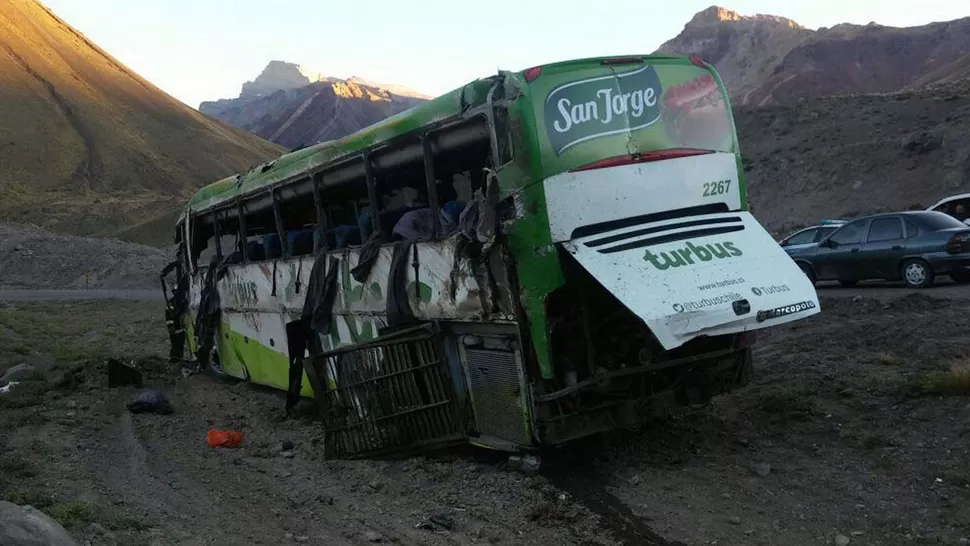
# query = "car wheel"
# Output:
<box><xmin>950</xmin><ymin>269</ymin><xmax>970</xmax><ymax>284</ymax></box>
<box><xmin>798</xmin><ymin>263</ymin><xmax>817</xmax><ymax>285</ymax></box>
<box><xmin>839</xmin><ymin>280</ymin><xmax>858</xmax><ymax>288</ymax></box>
<box><xmin>901</xmin><ymin>259</ymin><xmax>934</xmax><ymax>289</ymax></box>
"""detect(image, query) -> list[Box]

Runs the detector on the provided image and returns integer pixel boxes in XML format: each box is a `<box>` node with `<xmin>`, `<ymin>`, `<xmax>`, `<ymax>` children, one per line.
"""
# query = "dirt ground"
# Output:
<box><xmin>1</xmin><ymin>289</ymin><xmax>969</xmax><ymax>546</ymax></box>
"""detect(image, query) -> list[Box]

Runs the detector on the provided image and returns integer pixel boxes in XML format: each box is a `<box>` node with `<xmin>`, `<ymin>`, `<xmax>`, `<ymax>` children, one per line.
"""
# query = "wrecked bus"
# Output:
<box><xmin>169</xmin><ymin>55</ymin><xmax>820</xmax><ymax>458</ymax></box>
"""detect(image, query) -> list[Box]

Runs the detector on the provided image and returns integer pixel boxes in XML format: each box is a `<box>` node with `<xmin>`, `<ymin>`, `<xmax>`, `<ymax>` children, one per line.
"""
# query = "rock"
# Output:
<box><xmin>750</xmin><ymin>463</ymin><xmax>772</xmax><ymax>477</ymax></box>
<box><xmin>0</xmin><ymin>501</ymin><xmax>79</xmax><ymax>546</ymax></box>
<box><xmin>852</xmin><ymin>295</ymin><xmax>863</xmax><ymax>303</ymax></box>
<box><xmin>281</xmin><ymin>451</ymin><xmax>295</xmax><ymax>459</ymax></box>
<box><xmin>364</xmin><ymin>530</ymin><xmax>383</xmax><ymax>542</ymax></box>
<box><xmin>508</xmin><ymin>454</ymin><xmax>541</xmax><ymax>474</ymax></box>
<box><xmin>107</xmin><ymin>359</ymin><xmax>142</xmax><ymax>388</ymax></box>
<box><xmin>1</xmin><ymin>363</ymin><xmax>36</xmax><ymax>384</ymax></box>
<box><xmin>901</xmin><ymin>131</ymin><xmax>943</xmax><ymax>154</ymax></box>
<box><xmin>835</xmin><ymin>534</ymin><xmax>851</xmax><ymax>546</ymax></box>
<box><xmin>126</xmin><ymin>388</ymin><xmax>174</xmax><ymax>414</ymax></box>
<box><xmin>729</xmin><ymin>516</ymin><xmax>742</xmax><ymax>525</ymax></box>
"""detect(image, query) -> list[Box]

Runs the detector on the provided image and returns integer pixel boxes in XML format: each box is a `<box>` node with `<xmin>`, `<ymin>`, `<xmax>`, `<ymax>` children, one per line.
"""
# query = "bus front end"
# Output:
<box><xmin>511</xmin><ymin>56</ymin><xmax>820</xmax><ymax>445</ymax></box>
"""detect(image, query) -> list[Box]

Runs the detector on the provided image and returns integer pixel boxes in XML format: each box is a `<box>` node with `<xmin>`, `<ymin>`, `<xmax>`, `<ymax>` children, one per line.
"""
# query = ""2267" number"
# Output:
<box><xmin>703</xmin><ymin>180</ymin><xmax>731</xmax><ymax>197</ymax></box>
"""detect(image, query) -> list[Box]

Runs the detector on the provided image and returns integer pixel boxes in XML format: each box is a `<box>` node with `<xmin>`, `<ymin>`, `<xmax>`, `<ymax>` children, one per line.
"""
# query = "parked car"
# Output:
<box><xmin>786</xmin><ymin>211</ymin><xmax>970</xmax><ymax>288</ymax></box>
<box><xmin>778</xmin><ymin>220</ymin><xmax>846</xmax><ymax>253</ymax></box>
<box><xmin>926</xmin><ymin>194</ymin><xmax>970</xmax><ymax>225</ymax></box>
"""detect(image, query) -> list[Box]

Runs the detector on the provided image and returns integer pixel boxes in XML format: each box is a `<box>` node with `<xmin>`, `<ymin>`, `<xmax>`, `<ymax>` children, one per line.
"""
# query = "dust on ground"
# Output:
<box><xmin>0</xmin><ymin>223</ymin><xmax>172</xmax><ymax>290</ymax></box>
<box><xmin>1</xmin><ymin>292</ymin><xmax>969</xmax><ymax>545</ymax></box>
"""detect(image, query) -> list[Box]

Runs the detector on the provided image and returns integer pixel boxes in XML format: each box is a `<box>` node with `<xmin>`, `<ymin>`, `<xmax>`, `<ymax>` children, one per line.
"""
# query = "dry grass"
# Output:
<box><xmin>875</xmin><ymin>352</ymin><xmax>905</xmax><ymax>366</ymax></box>
<box><xmin>907</xmin><ymin>359</ymin><xmax>970</xmax><ymax>396</ymax></box>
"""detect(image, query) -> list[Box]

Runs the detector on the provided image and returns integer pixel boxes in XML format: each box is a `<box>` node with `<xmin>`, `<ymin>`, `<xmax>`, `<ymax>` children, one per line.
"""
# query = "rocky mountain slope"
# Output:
<box><xmin>0</xmin><ymin>0</ymin><xmax>283</xmax><ymax>244</ymax></box>
<box><xmin>0</xmin><ymin>223</ymin><xmax>171</xmax><ymax>289</ymax></box>
<box><xmin>200</xmin><ymin>61</ymin><xmax>428</xmax><ymax>149</ymax></box>
<box><xmin>658</xmin><ymin>6</ymin><xmax>970</xmax><ymax>105</ymax></box>
<box><xmin>740</xmin><ymin>78</ymin><xmax>970</xmax><ymax>236</ymax></box>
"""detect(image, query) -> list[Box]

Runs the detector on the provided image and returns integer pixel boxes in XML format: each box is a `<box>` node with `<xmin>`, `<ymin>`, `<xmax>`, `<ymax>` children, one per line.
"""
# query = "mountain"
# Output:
<box><xmin>657</xmin><ymin>6</ymin><xmax>970</xmax><ymax>105</ymax></box>
<box><xmin>199</xmin><ymin>61</ymin><xmax>429</xmax><ymax>149</ymax></box>
<box><xmin>656</xmin><ymin>6</ymin><xmax>811</xmax><ymax>105</ymax></box>
<box><xmin>739</xmin><ymin>78</ymin><xmax>970</xmax><ymax>236</ymax></box>
<box><xmin>0</xmin><ymin>0</ymin><xmax>283</xmax><ymax>245</ymax></box>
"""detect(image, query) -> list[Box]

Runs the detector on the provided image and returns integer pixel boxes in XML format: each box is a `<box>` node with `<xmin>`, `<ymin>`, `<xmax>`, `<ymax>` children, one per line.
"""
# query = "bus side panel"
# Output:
<box><xmin>220</xmin><ymin>311</ymin><xmax>314</xmax><ymax>397</ymax></box>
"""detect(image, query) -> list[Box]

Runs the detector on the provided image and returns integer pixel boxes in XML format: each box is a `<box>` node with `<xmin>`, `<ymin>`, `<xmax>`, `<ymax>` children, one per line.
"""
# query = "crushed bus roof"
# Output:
<box><xmin>184</xmin><ymin>55</ymin><xmax>710</xmax><ymax>215</ymax></box>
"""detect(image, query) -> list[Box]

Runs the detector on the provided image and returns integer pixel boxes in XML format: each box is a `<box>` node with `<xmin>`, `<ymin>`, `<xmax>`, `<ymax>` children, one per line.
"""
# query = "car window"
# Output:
<box><xmin>785</xmin><ymin>228</ymin><xmax>817</xmax><ymax>246</ymax></box>
<box><xmin>867</xmin><ymin>217</ymin><xmax>904</xmax><ymax>242</ymax></box>
<box><xmin>919</xmin><ymin>211</ymin><xmax>967</xmax><ymax>230</ymax></box>
<box><xmin>904</xmin><ymin>218</ymin><xmax>920</xmax><ymax>239</ymax></box>
<box><xmin>830</xmin><ymin>221</ymin><xmax>867</xmax><ymax>245</ymax></box>
<box><xmin>815</xmin><ymin>227</ymin><xmax>838</xmax><ymax>242</ymax></box>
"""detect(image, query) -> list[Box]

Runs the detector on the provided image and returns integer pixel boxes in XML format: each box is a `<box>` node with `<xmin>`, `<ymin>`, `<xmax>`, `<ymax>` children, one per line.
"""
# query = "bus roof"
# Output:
<box><xmin>185</xmin><ymin>54</ymin><xmax>708</xmax><ymax>215</ymax></box>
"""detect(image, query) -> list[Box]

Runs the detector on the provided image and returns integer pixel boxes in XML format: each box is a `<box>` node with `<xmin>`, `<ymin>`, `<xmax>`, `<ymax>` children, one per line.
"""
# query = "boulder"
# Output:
<box><xmin>0</xmin><ymin>501</ymin><xmax>79</xmax><ymax>546</ymax></box>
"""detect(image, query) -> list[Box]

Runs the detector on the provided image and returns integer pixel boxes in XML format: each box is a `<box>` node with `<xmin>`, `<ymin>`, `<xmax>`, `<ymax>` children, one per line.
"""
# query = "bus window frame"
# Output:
<box><xmin>421</xmin><ymin>133</ymin><xmax>441</xmax><ymax>240</ymax></box>
<box><xmin>312</xmin><ymin>172</ymin><xmax>329</xmax><ymax>254</ymax></box>
<box><xmin>363</xmin><ymin>152</ymin><xmax>382</xmax><ymax>237</ymax></box>
<box><xmin>271</xmin><ymin>189</ymin><xmax>290</xmax><ymax>259</ymax></box>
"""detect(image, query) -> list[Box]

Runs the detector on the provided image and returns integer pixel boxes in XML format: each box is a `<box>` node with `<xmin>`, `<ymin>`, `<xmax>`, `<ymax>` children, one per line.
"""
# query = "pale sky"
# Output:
<box><xmin>41</xmin><ymin>0</ymin><xmax>969</xmax><ymax>110</ymax></box>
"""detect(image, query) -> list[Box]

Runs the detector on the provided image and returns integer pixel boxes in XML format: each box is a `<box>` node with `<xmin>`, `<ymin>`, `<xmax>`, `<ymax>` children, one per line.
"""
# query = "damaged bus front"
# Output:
<box><xmin>169</xmin><ymin>55</ymin><xmax>819</xmax><ymax>459</ymax></box>
<box><xmin>506</xmin><ymin>56</ymin><xmax>820</xmax><ymax>445</ymax></box>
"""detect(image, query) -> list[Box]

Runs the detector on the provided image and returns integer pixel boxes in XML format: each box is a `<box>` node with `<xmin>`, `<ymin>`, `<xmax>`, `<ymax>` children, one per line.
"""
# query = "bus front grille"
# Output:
<box><xmin>464</xmin><ymin>347</ymin><xmax>532</xmax><ymax>447</ymax></box>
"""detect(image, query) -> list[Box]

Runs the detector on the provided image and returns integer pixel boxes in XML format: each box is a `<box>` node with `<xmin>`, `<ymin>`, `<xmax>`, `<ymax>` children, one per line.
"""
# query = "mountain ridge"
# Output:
<box><xmin>199</xmin><ymin>61</ymin><xmax>428</xmax><ymax>149</ymax></box>
<box><xmin>657</xmin><ymin>5</ymin><xmax>970</xmax><ymax>105</ymax></box>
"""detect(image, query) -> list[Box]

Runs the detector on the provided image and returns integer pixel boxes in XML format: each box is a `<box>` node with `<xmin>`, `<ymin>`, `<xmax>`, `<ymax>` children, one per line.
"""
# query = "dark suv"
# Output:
<box><xmin>786</xmin><ymin>211</ymin><xmax>970</xmax><ymax>288</ymax></box>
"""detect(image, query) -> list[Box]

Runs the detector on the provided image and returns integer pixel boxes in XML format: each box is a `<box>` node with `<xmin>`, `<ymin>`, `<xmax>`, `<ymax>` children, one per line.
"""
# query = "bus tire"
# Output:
<box><xmin>206</xmin><ymin>347</ymin><xmax>227</xmax><ymax>378</ymax></box>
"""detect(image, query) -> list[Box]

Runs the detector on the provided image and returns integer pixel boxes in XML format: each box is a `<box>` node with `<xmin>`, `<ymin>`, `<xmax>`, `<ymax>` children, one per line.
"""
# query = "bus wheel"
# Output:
<box><xmin>207</xmin><ymin>348</ymin><xmax>226</xmax><ymax>378</ymax></box>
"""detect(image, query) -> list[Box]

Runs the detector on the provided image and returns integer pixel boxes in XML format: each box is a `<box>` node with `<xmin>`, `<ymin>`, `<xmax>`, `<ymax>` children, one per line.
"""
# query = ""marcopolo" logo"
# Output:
<box><xmin>544</xmin><ymin>66</ymin><xmax>663</xmax><ymax>155</ymax></box>
<box><xmin>643</xmin><ymin>241</ymin><xmax>742</xmax><ymax>270</ymax></box>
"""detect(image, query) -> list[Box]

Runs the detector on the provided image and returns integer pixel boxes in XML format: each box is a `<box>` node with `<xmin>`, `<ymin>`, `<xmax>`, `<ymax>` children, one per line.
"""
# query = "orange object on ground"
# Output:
<box><xmin>206</xmin><ymin>429</ymin><xmax>244</xmax><ymax>448</ymax></box>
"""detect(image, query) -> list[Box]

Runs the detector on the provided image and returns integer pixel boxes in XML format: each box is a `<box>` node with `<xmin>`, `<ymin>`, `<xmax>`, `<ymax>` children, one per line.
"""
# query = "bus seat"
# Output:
<box><xmin>263</xmin><ymin>233</ymin><xmax>282</xmax><ymax>259</ymax></box>
<box><xmin>245</xmin><ymin>240</ymin><xmax>265</xmax><ymax>262</ymax></box>
<box><xmin>441</xmin><ymin>200</ymin><xmax>466</xmax><ymax>223</ymax></box>
<box><xmin>287</xmin><ymin>229</ymin><xmax>315</xmax><ymax>256</ymax></box>
<box><xmin>357</xmin><ymin>211</ymin><xmax>373</xmax><ymax>241</ymax></box>
<box><xmin>380</xmin><ymin>206</ymin><xmax>421</xmax><ymax>239</ymax></box>
<box><xmin>330</xmin><ymin>225</ymin><xmax>360</xmax><ymax>249</ymax></box>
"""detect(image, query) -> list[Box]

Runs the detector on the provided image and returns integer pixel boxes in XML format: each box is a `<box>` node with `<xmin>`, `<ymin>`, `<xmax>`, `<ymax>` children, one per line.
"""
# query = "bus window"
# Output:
<box><xmin>240</xmin><ymin>200</ymin><xmax>276</xmax><ymax>262</ymax></box>
<box><xmin>322</xmin><ymin>179</ymin><xmax>369</xmax><ymax>249</ymax></box>
<box><xmin>216</xmin><ymin>209</ymin><xmax>242</xmax><ymax>264</ymax></box>
<box><xmin>191</xmin><ymin>214</ymin><xmax>216</xmax><ymax>271</ymax></box>
<box><xmin>276</xmin><ymin>186</ymin><xmax>319</xmax><ymax>257</ymax></box>
<box><xmin>374</xmin><ymin>155</ymin><xmax>433</xmax><ymax>242</ymax></box>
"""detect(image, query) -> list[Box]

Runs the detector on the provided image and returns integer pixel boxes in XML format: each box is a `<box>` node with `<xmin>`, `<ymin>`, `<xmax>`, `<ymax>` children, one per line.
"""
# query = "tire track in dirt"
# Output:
<box><xmin>541</xmin><ymin>444</ymin><xmax>685</xmax><ymax>546</ymax></box>
<box><xmin>0</xmin><ymin>40</ymin><xmax>102</xmax><ymax>189</ymax></box>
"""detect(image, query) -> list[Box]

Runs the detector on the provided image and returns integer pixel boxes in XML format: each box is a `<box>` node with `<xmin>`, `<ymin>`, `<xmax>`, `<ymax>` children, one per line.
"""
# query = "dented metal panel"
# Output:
<box><xmin>189</xmin><ymin>237</ymin><xmax>487</xmax><ymax>322</ymax></box>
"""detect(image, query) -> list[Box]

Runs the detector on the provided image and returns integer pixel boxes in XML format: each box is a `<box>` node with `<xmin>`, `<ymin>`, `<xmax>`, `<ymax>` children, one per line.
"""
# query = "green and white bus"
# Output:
<box><xmin>167</xmin><ymin>55</ymin><xmax>820</xmax><ymax>458</ymax></box>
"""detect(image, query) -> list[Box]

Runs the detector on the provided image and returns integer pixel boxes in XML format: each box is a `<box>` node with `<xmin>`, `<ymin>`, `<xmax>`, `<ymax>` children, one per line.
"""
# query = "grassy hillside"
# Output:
<box><xmin>0</xmin><ymin>0</ymin><xmax>284</xmax><ymax>244</ymax></box>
